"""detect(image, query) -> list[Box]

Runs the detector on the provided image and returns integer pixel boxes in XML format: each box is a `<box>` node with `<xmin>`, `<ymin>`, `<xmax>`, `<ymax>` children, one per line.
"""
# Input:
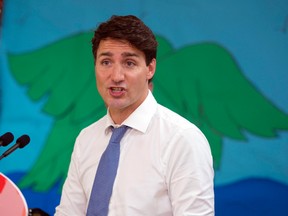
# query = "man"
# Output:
<box><xmin>55</xmin><ymin>15</ymin><xmax>214</xmax><ymax>216</ymax></box>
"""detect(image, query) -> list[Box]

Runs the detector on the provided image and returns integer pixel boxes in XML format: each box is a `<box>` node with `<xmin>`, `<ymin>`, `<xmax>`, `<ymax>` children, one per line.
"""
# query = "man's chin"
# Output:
<box><xmin>107</xmin><ymin>102</ymin><xmax>126</xmax><ymax>111</ymax></box>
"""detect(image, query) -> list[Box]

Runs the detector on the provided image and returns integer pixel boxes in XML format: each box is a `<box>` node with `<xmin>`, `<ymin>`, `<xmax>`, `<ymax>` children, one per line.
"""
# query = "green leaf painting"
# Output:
<box><xmin>8</xmin><ymin>32</ymin><xmax>288</xmax><ymax>191</ymax></box>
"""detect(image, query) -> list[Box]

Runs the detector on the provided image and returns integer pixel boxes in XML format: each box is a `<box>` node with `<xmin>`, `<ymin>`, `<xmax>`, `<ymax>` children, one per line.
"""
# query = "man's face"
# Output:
<box><xmin>95</xmin><ymin>38</ymin><xmax>156</xmax><ymax>123</ymax></box>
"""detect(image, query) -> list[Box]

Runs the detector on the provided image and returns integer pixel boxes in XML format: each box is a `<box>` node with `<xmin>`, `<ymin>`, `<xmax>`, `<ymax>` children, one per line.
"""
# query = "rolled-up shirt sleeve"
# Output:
<box><xmin>55</xmin><ymin>137</ymin><xmax>87</xmax><ymax>216</ymax></box>
<box><xmin>165</xmin><ymin>127</ymin><xmax>214</xmax><ymax>216</ymax></box>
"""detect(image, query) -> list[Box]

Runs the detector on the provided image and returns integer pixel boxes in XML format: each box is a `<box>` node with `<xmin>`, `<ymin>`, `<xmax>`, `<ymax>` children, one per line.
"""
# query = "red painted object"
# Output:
<box><xmin>0</xmin><ymin>172</ymin><xmax>28</xmax><ymax>215</ymax></box>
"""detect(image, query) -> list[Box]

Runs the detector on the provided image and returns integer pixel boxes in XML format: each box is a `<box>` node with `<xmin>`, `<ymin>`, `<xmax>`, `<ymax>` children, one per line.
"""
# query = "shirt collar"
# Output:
<box><xmin>104</xmin><ymin>90</ymin><xmax>157</xmax><ymax>134</ymax></box>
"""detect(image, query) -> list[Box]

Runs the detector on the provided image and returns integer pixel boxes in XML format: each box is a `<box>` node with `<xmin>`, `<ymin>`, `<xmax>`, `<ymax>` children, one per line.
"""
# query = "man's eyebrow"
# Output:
<box><xmin>98</xmin><ymin>52</ymin><xmax>112</xmax><ymax>58</ymax></box>
<box><xmin>97</xmin><ymin>51</ymin><xmax>140</xmax><ymax>58</ymax></box>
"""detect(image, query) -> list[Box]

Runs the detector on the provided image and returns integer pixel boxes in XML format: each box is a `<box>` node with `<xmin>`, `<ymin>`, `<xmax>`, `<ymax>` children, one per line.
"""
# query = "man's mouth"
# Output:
<box><xmin>109</xmin><ymin>87</ymin><xmax>126</xmax><ymax>97</ymax></box>
<box><xmin>111</xmin><ymin>87</ymin><xmax>124</xmax><ymax>92</ymax></box>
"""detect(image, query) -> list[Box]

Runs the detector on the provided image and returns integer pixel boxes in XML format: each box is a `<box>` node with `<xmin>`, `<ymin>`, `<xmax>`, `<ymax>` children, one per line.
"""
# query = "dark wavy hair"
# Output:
<box><xmin>91</xmin><ymin>15</ymin><xmax>158</xmax><ymax>66</ymax></box>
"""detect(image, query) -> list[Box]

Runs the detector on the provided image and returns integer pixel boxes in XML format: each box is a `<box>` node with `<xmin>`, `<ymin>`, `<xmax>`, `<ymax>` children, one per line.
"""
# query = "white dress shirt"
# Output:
<box><xmin>55</xmin><ymin>91</ymin><xmax>214</xmax><ymax>216</ymax></box>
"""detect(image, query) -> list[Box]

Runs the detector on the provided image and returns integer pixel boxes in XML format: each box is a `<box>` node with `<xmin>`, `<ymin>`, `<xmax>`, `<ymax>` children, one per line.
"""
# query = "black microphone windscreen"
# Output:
<box><xmin>0</xmin><ymin>132</ymin><xmax>14</xmax><ymax>146</ymax></box>
<box><xmin>16</xmin><ymin>135</ymin><xmax>30</xmax><ymax>148</ymax></box>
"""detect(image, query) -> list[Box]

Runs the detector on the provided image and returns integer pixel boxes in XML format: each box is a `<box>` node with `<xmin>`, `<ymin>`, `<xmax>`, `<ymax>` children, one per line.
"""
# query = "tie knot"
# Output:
<box><xmin>110</xmin><ymin>126</ymin><xmax>129</xmax><ymax>144</ymax></box>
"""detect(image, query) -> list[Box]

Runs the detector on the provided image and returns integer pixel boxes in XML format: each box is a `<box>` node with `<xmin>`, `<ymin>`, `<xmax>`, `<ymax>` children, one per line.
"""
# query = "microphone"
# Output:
<box><xmin>0</xmin><ymin>132</ymin><xmax>14</xmax><ymax>147</ymax></box>
<box><xmin>0</xmin><ymin>135</ymin><xmax>30</xmax><ymax>160</ymax></box>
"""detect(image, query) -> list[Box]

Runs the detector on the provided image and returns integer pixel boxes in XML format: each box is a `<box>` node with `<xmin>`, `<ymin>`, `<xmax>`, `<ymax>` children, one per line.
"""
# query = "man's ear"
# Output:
<box><xmin>147</xmin><ymin>58</ymin><xmax>156</xmax><ymax>80</ymax></box>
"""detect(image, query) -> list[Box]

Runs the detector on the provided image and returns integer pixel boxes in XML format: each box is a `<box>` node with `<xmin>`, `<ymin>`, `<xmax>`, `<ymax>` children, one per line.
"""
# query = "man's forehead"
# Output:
<box><xmin>97</xmin><ymin>41</ymin><xmax>142</xmax><ymax>57</ymax></box>
<box><xmin>99</xmin><ymin>38</ymin><xmax>130</xmax><ymax>48</ymax></box>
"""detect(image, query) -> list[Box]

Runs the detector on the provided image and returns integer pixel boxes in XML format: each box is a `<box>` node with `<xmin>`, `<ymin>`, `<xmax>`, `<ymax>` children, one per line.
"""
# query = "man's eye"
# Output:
<box><xmin>101</xmin><ymin>60</ymin><xmax>110</xmax><ymax>66</ymax></box>
<box><xmin>126</xmin><ymin>61</ymin><xmax>136</xmax><ymax>67</ymax></box>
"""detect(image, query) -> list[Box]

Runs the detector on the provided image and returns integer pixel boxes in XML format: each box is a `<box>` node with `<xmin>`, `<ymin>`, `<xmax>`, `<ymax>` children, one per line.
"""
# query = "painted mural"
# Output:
<box><xmin>1</xmin><ymin>0</ymin><xmax>288</xmax><ymax>215</ymax></box>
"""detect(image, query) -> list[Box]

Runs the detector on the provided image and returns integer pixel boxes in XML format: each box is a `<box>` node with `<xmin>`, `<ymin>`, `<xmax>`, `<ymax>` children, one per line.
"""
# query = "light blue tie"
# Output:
<box><xmin>86</xmin><ymin>126</ymin><xmax>129</xmax><ymax>216</ymax></box>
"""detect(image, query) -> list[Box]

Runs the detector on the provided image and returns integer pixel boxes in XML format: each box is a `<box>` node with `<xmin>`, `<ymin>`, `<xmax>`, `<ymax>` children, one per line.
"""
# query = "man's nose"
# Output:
<box><xmin>111</xmin><ymin>64</ymin><xmax>124</xmax><ymax>82</ymax></box>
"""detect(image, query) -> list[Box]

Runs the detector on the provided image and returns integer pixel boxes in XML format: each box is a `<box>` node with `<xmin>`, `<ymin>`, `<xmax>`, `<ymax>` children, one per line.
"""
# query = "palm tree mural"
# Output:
<box><xmin>8</xmin><ymin>32</ymin><xmax>288</xmax><ymax>191</ymax></box>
